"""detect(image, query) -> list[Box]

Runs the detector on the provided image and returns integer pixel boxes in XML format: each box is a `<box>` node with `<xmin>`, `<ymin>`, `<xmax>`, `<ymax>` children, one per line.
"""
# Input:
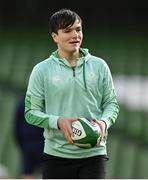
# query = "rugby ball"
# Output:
<box><xmin>71</xmin><ymin>118</ymin><xmax>101</xmax><ymax>148</ymax></box>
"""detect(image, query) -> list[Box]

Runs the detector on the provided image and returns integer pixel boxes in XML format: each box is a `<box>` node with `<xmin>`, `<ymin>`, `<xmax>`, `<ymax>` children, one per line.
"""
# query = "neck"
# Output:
<box><xmin>58</xmin><ymin>50</ymin><xmax>81</xmax><ymax>66</ymax></box>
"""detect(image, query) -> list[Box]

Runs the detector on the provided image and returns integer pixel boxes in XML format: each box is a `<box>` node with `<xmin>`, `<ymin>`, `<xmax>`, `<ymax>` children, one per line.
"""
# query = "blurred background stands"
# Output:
<box><xmin>0</xmin><ymin>0</ymin><xmax>148</xmax><ymax>178</ymax></box>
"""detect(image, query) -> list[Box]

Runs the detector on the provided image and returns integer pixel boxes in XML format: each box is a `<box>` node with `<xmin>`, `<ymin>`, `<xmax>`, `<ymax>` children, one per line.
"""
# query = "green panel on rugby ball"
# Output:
<box><xmin>72</xmin><ymin>118</ymin><xmax>101</xmax><ymax>148</ymax></box>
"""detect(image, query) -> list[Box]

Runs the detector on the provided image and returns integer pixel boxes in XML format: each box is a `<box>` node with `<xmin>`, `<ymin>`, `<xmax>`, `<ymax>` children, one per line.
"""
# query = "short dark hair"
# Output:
<box><xmin>49</xmin><ymin>9</ymin><xmax>82</xmax><ymax>34</ymax></box>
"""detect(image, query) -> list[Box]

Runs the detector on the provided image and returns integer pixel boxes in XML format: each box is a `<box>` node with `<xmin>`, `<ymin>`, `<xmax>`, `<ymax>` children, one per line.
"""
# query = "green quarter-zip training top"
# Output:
<box><xmin>25</xmin><ymin>48</ymin><xmax>119</xmax><ymax>158</ymax></box>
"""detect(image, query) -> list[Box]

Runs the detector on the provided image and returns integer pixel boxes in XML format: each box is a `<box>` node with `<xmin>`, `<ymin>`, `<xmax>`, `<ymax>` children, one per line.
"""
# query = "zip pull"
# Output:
<box><xmin>72</xmin><ymin>66</ymin><xmax>76</xmax><ymax>77</ymax></box>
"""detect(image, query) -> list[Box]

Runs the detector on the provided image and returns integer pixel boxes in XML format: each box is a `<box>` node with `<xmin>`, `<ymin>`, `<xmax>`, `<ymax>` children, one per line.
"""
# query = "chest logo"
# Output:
<box><xmin>88</xmin><ymin>72</ymin><xmax>95</xmax><ymax>81</ymax></box>
<box><xmin>52</xmin><ymin>76</ymin><xmax>61</xmax><ymax>85</ymax></box>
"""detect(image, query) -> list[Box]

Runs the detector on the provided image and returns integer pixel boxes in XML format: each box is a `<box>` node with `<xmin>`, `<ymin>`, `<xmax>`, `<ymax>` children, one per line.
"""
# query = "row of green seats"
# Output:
<box><xmin>106</xmin><ymin>133</ymin><xmax>148</xmax><ymax>178</ymax></box>
<box><xmin>0</xmin><ymin>89</ymin><xmax>21</xmax><ymax>178</ymax></box>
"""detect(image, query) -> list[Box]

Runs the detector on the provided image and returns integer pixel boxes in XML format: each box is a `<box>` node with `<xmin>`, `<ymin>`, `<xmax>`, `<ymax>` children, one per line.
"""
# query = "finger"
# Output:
<box><xmin>70</xmin><ymin>117</ymin><xmax>78</xmax><ymax>122</ymax></box>
<box><xmin>93</xmin><ymin>120</ymin><xmax>105</xmax><ymax>143</ymax></box>
<box><xmin>69</xmin><ymin>118</ymin><xmax>78</xmax><ymax>137</ymax></box>
<box><xmin>98</xmin><ymin>136</ymin><xmax>102</xmax><ymax>144</ymax></box>
<box><xmin>92</xmin><ymin>118</ymin><xmax>97</xmax><ymax>122</ymax></box>
<box><xmin>91</xmin><ymin>120</ymin><xmax>97</xmax><ymax>125</ymax></box>
<box><xmin>66</xmin><ymin>124</ymin><xmax>74</xmax><ymax>143</ymax></box>
<box><xmin>93</xmin><ymin>120</ymin><xmax>104</xmax><ymax>133</ymax></box>
<box><xmin>66</xmin><ymin>133</ymin><xmax>74</xmax><ymax>144</ymax></box>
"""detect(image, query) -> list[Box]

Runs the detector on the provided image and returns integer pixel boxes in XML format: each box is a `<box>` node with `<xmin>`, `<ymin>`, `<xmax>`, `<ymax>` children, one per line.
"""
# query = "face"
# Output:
<box><xmin>51</xmin><ymin>19</ymin><xmax>83</xmax><ymax>55</ymax></box>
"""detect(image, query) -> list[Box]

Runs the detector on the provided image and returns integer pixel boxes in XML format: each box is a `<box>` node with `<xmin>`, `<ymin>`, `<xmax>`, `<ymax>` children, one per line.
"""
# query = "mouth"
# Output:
<box><xmin>69</xmin><ymin>41</ymin><xmax>80</xmax><ymax>44</ymax></box>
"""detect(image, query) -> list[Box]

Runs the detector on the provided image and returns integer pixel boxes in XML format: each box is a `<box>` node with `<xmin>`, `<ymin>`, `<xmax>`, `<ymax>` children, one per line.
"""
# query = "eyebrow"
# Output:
<box><xmin>65</xmin><ymin>24</ymin><xmax>82</xmax><ymax>30</ymax></box>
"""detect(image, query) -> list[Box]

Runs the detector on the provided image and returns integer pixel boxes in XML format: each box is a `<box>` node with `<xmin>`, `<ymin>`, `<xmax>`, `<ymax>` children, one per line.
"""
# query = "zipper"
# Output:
<box><xmin>71</xmin><ymin>61</ymin><xmax>87</xmax><ymax>91</ymax></box>
<box><xmin>72</xmin><ymin>66</ymin><xmax>76</xmax><ymax>77</ymax></box>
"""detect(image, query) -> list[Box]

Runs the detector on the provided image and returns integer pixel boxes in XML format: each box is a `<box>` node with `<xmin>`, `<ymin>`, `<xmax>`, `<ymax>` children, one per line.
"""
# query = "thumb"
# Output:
<box><xmin>70</xmin><ymin>118</ymin><xmax>78</xmax><ymax>123</ymax></box>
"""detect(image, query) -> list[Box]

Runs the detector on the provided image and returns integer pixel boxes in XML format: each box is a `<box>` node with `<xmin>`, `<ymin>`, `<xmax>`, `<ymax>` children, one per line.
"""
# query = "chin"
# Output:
<box><xmin>70</xmin><ymin>46</ymin><xmax>80</xmax><ymax>52</ymax></box>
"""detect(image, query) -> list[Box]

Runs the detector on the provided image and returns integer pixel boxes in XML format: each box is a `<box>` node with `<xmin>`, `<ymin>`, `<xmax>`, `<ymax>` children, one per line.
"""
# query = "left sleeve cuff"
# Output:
<box><xmin>100</xmin><ymin>117</ymin><xmax>111</xmax><ymax>129</ymax></box>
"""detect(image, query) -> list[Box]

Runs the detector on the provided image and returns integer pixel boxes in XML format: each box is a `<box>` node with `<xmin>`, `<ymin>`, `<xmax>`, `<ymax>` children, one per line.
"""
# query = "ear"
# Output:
<box><xmin>51</xmin><ymin>32</ymin><xmax>58</xmax><ymax>43</ymax></box>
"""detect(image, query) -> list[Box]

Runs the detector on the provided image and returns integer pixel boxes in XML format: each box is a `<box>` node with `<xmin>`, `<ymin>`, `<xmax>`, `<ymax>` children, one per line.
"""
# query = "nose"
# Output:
<box><xmin>72</xmin><ymin>30</ymin><xmax>79</xmax><ymax>37</ymax></box>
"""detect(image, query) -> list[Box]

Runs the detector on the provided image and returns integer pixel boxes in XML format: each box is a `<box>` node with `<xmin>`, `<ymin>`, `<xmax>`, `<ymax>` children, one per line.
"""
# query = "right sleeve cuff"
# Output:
<box><xmin>48</xmin><ymin>115</ymin><xmax>60</xmax><ymax>129</ymax></box>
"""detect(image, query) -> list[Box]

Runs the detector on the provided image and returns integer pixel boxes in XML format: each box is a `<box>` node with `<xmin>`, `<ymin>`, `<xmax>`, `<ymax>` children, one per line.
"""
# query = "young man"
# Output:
<box><xmin>25</xmin><ymin>9</ymin><xmax>119</xmax><ymax>179</ymax></box>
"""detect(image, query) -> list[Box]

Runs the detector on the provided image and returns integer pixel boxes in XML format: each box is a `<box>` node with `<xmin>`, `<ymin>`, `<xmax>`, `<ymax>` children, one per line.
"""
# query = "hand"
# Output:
<box><xmin>58</xmin><ymin>117</ymin><xmax>78</xmax><ymax>144</ymax></box>
<box><xmin>92</xmin><ymin>119</ymin><xmax>107</xmax><ymax>144</ymax></box>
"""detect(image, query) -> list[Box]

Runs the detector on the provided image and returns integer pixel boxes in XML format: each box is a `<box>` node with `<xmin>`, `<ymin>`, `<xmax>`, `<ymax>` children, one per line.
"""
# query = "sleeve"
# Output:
<box><xmin>100</xmin><ymin>62</ymin><xmax>120</xmax><ymax>129</ymax></box>
<box><xmin>25</xmin><ymin>65</ymin><xmax>60</xmax><ymax>129</ymax></box>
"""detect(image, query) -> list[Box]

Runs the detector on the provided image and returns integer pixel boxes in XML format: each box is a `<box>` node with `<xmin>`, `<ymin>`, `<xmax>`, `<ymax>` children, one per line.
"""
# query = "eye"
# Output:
<box><xmin>76</xmin><ymin>28</ymin><xmax>82</xmax><ymax>32</ymax></box>
<box><xmin>64</xmin><ymin>29</ymin><xmax>71</xmax><ymax>33</ymax></box>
